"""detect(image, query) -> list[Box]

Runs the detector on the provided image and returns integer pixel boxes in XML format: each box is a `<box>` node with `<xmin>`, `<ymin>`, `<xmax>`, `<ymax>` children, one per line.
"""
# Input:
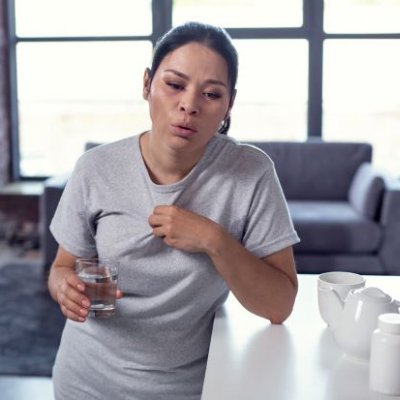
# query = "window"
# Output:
<box><xmin>15</xmin><ymin>0</ymin><xmax>152</xmax><ymax>37</ymax></box>
<box><xmin>173</xmin><ymin>0</ymin><xmax>303</xmax><ymax>28</ymax></box>
<box><xmin>230</xmin><ymin>39</ymin><xmax>308</xmax><ymax>141</ymax></box>
<box><xmin>16</xmin><ymin>41</ymin><xmax>152</xmax><ymax>176</ymax></box>
<box><xmin>323</xmin><ymin>39</ymin><xmax>400</xmax><ymax>174</ymax></box>
<box><xmin>322</xmin><ymin>0</ymin><xmax>400</xmax><ymax>175</ymax></box>
<box><xmin>324</xmin><ymin>0</ymin><xmax>400</xmax><ymax>34</ymax></box>
<box><xmin>6</xmin><ymin>0</ymin><xmax>400</xmax><ymax>177</ymax></box>
<box><xmin>9</xmin><ymin>0</ymin><xmax>155</xmax><ymax>177</ymax></box>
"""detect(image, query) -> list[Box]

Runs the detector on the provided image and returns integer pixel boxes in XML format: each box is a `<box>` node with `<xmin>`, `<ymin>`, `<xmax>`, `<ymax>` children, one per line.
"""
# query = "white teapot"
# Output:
<box><xmin>320</xmin><ymin>286</ymin><xmax>400</xmax><ymax>360</ymax></box>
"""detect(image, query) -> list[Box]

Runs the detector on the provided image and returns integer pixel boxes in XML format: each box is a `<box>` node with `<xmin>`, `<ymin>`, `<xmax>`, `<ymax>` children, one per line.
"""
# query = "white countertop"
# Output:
<box><xmin>201</xmin><ymin>274</ymin><xmax>400</xmax><ymax>400</ymax></box>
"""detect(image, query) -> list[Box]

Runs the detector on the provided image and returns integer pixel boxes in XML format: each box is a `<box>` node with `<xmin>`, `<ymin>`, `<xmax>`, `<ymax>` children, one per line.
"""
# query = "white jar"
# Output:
<box><xmin>369</xmin><ymin>313</ymin><xmax>400</xmax><ymax>396</ymax></box>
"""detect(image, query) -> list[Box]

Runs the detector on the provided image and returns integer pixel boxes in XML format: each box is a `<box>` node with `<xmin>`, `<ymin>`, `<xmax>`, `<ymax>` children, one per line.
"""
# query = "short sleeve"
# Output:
<box><xmin>50</xmin><ymin>158</ymin><xmax>97</xmax><ymax>258</ymax></box>
<box><xmin>242</xmin><ymin>166</ymin><xmax>300</xmax><ymax>258</ymax></box>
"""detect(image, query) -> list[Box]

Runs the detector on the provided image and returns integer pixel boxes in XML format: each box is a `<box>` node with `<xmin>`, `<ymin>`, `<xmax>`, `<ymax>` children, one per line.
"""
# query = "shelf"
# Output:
<box><xmin>0</xmin><ymin>182</ymin><xmax>44</xmax><ymax>197</ymax></box>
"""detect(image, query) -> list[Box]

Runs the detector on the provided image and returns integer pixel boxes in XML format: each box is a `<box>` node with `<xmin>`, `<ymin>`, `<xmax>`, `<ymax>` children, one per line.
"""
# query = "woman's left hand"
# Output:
<box><xmin>148</xmin><ymin>205</ymin><xmax>220</xmax><ymax>253</ymax></box>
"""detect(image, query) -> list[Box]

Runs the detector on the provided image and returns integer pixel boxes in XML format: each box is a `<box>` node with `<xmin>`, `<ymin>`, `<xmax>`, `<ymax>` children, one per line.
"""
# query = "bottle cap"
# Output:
<box><xmin>378</xmin><ymin>313</ymin><xmax>400</xmax><ymax>334</ymax></box>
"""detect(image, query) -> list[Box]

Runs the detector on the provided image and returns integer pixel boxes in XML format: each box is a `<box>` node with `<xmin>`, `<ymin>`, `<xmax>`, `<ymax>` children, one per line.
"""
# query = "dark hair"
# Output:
<box><xmin>149</xmin><ymin>22</ymin><xmax>238</xmax><ymax>135</ymax></box>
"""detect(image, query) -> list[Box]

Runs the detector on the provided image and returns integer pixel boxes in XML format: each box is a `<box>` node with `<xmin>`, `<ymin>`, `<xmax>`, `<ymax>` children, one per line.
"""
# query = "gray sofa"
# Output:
<box><xmin>248</xmin><ymin>141</ymin><xmax>400</xmax><ymax>275</ymax></box>
<box><xmin>40</xmin><ymin>140</ymin><xmax>400</xmax><ymax>275</ymax></box>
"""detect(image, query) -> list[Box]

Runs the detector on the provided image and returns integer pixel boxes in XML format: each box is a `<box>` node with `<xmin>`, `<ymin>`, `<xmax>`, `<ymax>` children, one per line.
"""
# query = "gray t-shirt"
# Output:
<box><xmin>50</xmin><ymin>133</ymin><xmax>299</xmax><ymax>400</ymax></box>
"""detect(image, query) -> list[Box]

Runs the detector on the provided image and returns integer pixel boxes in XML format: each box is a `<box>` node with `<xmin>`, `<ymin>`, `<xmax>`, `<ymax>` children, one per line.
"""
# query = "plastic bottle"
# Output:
<box><xmin>369</xmin><ymin>313</ymin><xmax>400</xmax><ymax>395</ymax></box>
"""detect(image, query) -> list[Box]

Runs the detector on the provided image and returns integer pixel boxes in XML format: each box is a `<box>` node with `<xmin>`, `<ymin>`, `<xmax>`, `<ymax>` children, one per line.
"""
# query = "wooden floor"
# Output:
<box><xmin>0</xmin><ymin>242</ymin><xmax>54</xmax><ymax>400</ymax></box>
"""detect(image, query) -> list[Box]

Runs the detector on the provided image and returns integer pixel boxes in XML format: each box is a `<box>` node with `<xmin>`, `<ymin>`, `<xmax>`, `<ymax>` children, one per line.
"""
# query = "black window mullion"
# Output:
<box><xmin>152</xmin><ymin>0</ymin><xmax>172</xmax><ymax>45</ymax></box>
<box><xmin>305</xmin><ymin>0</ymin><xmax>324</xmax><ymax>138</ymax></box>
<box><xmin>326</xmin><ymin>32</ymin><xmax>400</xmax><ymax>39</ymax></box>
<box><xmin>16</xmin><ymin>35</ymin><xmax>152</xmax><ymax>43</ymax></box>
<box><xmin>226</xmin><ymin>27</ymin><xmax>307</xmax><ymax>40</ymax></box>
<box><xmin>5</xmin><ymin>0</ymin><xmax>20</xmax><ymax>180</ymax></box>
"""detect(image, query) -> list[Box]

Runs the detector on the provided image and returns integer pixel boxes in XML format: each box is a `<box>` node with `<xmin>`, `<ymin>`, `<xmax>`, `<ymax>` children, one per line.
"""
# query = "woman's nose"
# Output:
<box><xmin>179</xmin><ymin>92</ymin><xmax>199</xmax><ymax>115</ymax></box>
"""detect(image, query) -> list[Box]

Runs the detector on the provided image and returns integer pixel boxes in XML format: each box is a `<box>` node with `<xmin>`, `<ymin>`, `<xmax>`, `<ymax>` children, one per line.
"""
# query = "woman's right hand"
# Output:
<box><xmin>55</xmin><ymin>270</ymin><xmax>90</xmax><ymax>322</ymax></box>
<box><xmin>48</xmin><ymin>246</ymin><xmax>90</xmax><ymax>322</ymax></box>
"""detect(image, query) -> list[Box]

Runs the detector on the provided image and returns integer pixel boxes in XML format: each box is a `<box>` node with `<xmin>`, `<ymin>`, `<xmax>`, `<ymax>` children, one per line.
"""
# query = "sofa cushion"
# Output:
<box><xmin>349</xmin><ymin>163</ymin><xmax>385</xmax><ymax>220</ymax></box>
<box><xmin>289</xmin><ymin>201</ymin><xmax>382</xmax><ymax>253</ymax></box>
<box><xmin>247</xmin><ymin>141</ymin><xmax>372</xmax><ymax>201</ymax></box>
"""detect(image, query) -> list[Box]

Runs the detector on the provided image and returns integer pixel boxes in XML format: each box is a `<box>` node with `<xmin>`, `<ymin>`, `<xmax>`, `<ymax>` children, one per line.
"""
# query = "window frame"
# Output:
<box><xmin>5</xmin><ymin>0</ymin><xmax>400</xmax><ymax>180</ymax></box>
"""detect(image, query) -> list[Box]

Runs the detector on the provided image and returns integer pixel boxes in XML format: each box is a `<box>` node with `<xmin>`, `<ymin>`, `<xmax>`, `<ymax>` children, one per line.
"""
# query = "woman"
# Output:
<box><xmin>48</xmin><ymin>21</ymin><xmax>299</xmax><ymax>400</ymax></box>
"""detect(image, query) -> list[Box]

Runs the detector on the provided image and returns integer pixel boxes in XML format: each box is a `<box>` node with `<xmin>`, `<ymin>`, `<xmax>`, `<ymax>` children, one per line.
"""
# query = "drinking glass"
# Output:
<box><xmin>76</xmin><ymin>258</ymin><xmax>119</xmax><ymax>318</ymax></box>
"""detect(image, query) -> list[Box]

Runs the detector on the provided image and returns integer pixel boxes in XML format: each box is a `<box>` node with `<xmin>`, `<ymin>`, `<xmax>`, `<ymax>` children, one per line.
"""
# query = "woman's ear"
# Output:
<box><xmin>143</xmin><ymin>68</ymin><xmax>151</xmax><ymax>100</ymax></box>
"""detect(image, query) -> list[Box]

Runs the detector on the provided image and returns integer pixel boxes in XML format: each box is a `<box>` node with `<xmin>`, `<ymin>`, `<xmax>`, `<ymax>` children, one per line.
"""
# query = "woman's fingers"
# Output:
<box><xmin>152</xmin><ymin>226</ymin><xmax>166</xmax><ymax>238</ymax></box>
<box><xmin>57</xmin><ymin>273</ymin><xmax>90</xmax><ymax>322</ymax></box>
<box><xmin>60</xmin><ymin>303</ymin><xmax>88</xmax><ymax>322</ymax></box>
<box><xmin>65</xmin><ymin>270</ymin><xmax>86</xmax><ymax>291</ymax></box>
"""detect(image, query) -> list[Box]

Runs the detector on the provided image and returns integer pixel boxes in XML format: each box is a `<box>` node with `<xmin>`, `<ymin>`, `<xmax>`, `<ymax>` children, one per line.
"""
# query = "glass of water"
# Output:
<box><xmin>75</xmin><ymin>258</ymin><xmax>119</xmax><ymax>318</ymax></box>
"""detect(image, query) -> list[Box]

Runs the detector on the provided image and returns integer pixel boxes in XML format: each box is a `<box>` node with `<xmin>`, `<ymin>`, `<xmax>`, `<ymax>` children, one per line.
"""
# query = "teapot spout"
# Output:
<box><xmin>319</xmin><ymin>288</ymin><xmax>345</xmax><ymax>329</ymax></box>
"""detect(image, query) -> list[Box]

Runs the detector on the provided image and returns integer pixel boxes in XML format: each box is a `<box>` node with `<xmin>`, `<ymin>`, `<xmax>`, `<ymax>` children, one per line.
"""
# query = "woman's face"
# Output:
<box><xmin>143</xmin><ymin>42</ymin><xmax>233</xmax><ymax>154</ymax></box>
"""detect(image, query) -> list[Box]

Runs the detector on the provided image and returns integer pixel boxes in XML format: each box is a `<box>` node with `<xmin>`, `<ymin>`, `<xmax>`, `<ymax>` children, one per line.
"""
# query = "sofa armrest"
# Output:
<box><xmin>39</xmin><ymin>173</ymin><xmax>69</xmax><ymax>272</ymax></box>
<box><xmin>348</xmin><ymin>163</ymin><xmax>385</xmax><ymax>220</ymax></box>
<box><xmin>380</xmin><ymin>177</ymin><xmax>400</xmax><ymax>224</ymax></box>
<box><xmin>378</xmin><ymin>177</ymin><xmax>400</xmax><ymax>275</ymax></box>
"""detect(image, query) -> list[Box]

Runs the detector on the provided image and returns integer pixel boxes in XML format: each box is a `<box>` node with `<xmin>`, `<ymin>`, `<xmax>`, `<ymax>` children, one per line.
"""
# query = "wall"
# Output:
<box><xmin>0</xmin><ymin>5</ymin><xmax>39</xmax><ymax>247</ymax></box>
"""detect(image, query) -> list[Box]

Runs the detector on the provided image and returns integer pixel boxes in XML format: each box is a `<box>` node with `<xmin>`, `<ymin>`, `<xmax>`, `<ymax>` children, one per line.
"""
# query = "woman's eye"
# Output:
<box><xmin>204</xmin><ymin>92</ymin><xmax>221</xmax><ymax>100</ymax></box>
<box><xmin>167</xmin><ymin>82</ymin><xmax>183</xmax><ymax>90</ymax></box>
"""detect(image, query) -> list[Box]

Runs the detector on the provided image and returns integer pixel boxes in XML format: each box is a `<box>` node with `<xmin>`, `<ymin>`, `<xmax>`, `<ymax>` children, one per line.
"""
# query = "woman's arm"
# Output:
<box><xmin>48</xmin><ymin>246</ymin><xmax>91</xmax><ymax>322</ymax></box>
<box><xmin>206</xmin><ymin>230</ymin><xmax>297</xmax><ymax>323</ymax></box>
<box><xmin>148</xmin><ymin>205</ymin><xmax>298</xmax><ymax>323</ymax></box>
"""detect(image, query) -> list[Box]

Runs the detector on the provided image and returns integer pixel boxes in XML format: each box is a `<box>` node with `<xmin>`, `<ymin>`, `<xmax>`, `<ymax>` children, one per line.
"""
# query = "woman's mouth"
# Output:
<box><xmin>171</xmin><ymin>124</ymin><xmax>197</xmax><ymax>137</ymax></box>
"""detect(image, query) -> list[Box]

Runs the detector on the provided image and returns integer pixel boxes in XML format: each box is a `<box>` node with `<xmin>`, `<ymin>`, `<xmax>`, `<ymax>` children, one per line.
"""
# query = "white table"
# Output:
<box><xmin>201</xmin><ymin>274</ymin><xmax>400</xmax><ymax>400</ymax></box>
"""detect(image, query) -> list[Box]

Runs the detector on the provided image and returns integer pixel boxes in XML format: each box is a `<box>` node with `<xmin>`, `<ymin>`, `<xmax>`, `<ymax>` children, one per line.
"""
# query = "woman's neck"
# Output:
<box><xmin>139</xmin><ymin>131</ymin><xmax>203</xmax><ymax>185</ymax></box>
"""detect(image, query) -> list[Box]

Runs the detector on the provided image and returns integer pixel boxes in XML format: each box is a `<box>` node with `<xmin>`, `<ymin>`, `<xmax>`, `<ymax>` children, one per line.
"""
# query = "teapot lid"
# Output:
<box><xmin>354</xmin><ymin>287</ymin><xmax>392</xmax><ymax>303</ymax></box>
